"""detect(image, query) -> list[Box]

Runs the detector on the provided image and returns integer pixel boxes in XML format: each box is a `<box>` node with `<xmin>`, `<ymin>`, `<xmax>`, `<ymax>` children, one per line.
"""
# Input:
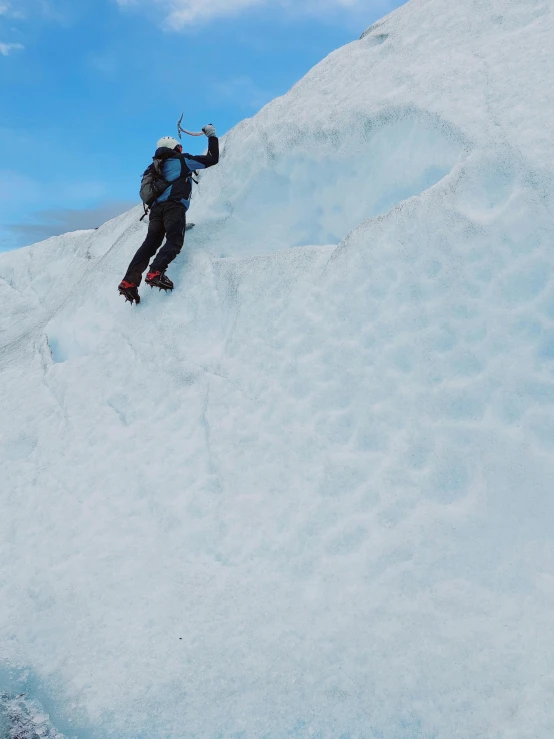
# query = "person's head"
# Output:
<box><xmin>157</xmin><ymin>136</ymin><xmax>183</xmax><ymax>152</ymax></box>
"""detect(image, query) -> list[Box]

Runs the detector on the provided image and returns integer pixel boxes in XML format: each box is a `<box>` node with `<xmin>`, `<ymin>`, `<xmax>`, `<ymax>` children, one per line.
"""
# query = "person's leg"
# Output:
<box><xmin>150</xmin><ymin>202</ymin><xmax>186</xmax><ymax>273</ymax></box>
<box><xmin>123</xmin><ymin>206</ymin><xmax>165</xmax><ymax>286</ymax></box>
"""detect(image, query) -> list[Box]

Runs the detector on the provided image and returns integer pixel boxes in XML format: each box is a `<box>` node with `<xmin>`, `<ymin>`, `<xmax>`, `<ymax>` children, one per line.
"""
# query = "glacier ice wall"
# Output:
<box><xmin>2</xmin><ymin>0</ymin><xmax>554</xmax><ymax>737</ymax></box>
<box><xmin>0</xmin><ymin>691</ymin><xmax>66</xmax><ymax>739</ymax></box>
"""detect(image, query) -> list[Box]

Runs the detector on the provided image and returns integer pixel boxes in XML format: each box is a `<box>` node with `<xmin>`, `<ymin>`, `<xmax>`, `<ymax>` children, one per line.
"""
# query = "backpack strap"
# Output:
<box><xmin>140</xmin><ymin>204</ymin><xmax>149</xmax><ymax>221</ymax></box>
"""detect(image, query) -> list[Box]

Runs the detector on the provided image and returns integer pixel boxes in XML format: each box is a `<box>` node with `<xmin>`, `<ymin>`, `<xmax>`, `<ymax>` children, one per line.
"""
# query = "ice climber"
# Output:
<box><xmin>118</xmin><ymin>124</ymin><xmax>219</xmax><ymax>304</ymax></box>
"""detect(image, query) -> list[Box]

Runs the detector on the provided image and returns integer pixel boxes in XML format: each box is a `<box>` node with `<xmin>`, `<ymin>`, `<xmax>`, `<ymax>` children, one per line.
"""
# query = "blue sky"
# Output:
<box><xmin>0</xmin><ymin>0</ymin><xmax>405</xmax><ymax>251</ymax></box>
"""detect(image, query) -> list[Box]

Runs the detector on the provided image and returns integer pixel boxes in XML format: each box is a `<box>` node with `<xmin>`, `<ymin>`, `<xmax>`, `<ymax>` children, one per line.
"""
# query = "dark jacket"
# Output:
<box><xmin>154</xmin><ymin>136</ymin><xmax>219</xmax><ymax>210</ymax></box>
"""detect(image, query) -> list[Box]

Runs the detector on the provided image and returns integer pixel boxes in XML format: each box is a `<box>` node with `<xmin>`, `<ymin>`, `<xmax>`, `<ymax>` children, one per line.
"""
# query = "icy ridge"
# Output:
<box><xmin>2</xmin><ymin>0</ymin><xmax>554</xmax><ymax>737</ymax></box>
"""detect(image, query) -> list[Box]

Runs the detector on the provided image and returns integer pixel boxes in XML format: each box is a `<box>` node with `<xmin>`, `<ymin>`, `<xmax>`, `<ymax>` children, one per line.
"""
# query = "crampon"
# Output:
<box><xmin>118</xmin><ymin>280</ymin><xmax>140</xmax><ymax>304</ymax></box>
<box><xmin>145</xmin><ymin>270</ymin><xmax>174</xmax><ymax>291</ymax></box>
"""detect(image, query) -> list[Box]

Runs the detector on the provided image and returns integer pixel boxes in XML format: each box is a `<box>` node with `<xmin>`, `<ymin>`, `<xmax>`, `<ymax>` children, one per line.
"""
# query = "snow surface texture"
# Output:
<box><xmin>0</xmin><ymin>693</ymin><xmax>64</xmax><ymax>739</ymax></box>
<box><xmin>2</xmin><ymin>0</ymin><xmax>554</xmax><ymax>736</ymax></box>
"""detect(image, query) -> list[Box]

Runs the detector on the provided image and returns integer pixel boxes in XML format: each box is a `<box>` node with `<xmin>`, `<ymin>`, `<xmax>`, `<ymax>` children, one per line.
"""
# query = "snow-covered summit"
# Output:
<box><xmin>2</xmin><ymin>0</ymin><xmax>554</xmax><ymax>737</ymax></box>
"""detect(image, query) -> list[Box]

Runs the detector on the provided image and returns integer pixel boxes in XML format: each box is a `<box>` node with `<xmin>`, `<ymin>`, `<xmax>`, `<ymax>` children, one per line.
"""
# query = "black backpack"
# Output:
<box><xmin>139</xmin><ymin>156</ymin><xmax>171</xmax><ymax>217</ymax></box>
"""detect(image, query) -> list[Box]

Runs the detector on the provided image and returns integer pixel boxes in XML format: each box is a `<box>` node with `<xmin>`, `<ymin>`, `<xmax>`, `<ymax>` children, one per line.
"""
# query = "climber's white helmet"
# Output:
<box><xmin>157</xmin><ymin>136</ymin><xmax>181</xmax><ymax>150</ymax></box>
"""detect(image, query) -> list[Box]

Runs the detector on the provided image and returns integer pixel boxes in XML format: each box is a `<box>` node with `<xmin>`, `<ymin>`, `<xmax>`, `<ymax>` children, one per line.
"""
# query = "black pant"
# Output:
<box><xmin>124</xmin><ymin>201</ymin><xmax>187</xmax><ymax>285</ymax></box>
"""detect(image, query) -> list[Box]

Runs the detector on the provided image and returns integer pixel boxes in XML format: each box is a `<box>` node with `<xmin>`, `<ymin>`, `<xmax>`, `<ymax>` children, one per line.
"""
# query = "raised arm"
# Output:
<box><xmin>182</xmin><ymin>125</ymin><xmax>219</xmax><ymax>171</ymax></box>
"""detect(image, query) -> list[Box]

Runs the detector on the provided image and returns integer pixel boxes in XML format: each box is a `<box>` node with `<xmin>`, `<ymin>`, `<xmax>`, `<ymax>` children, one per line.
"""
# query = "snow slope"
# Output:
<box><xmin>2</xmin><ymin>0</ymin><xmax>554</xmax><ymax>736</ymax></box>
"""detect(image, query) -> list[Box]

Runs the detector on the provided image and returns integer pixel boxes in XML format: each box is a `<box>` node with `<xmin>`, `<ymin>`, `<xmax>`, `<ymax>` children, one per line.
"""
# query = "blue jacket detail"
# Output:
<box><xmin>153</xmin><ymin>136</ymin><xmax>219</xmax><ymax>210</ymax></box>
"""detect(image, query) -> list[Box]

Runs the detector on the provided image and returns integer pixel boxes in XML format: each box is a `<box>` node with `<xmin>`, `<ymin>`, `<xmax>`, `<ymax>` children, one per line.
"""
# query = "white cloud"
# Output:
<box><xmin>0</xmin><ymin>1</ymin><xmax>26</xmax><ymax>19</ymax></box>
<box><xmin>38</xmin><ymin>0</ymin><xmax>70</xmax><ymax>23</ymax></box>
<box><xmin>0</xmin><ymin>41</ymin><xmax>23</xmax><ymax>54</ymax></box>
<box><xmin>0</xmin><ymin>2</ymin><xmax>26</xmax><ymax>54</ymax></box>
<box><xmin>0</xmin><ymin>0</ymin><xmax>70</xmax><ymax>23</ymax></box>
<box><xmin>0</xmin><ymin>2</ymin><xmax>73</xmax><ymax>59</ymax></box>
<box><xmin>115</xmin><ymin>0</ymin><xmax>391</xmax><ymax>29</ymax></box>
<box><xmin>165</xmin><ymin>0</ymin><xmax>260</xmax><ymax>27</ymax></box>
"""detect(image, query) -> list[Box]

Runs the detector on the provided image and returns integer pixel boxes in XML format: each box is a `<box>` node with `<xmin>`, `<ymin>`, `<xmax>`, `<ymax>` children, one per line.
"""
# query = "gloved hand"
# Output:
<box><xmin>202</xmin><ymin>124</ymin><xmax>217</xmax><ymax>137</ymax></box>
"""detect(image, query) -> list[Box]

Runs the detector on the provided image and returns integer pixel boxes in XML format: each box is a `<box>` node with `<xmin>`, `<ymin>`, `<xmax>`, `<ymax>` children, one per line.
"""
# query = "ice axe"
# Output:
<box><xmin>177</xmin><ymin>113</ymin><xmax>204</xmax><ymax>138</ymax></box>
